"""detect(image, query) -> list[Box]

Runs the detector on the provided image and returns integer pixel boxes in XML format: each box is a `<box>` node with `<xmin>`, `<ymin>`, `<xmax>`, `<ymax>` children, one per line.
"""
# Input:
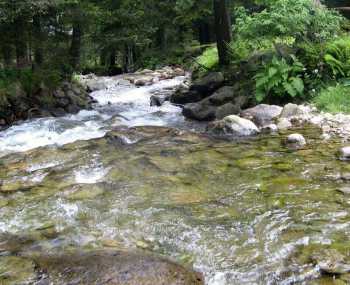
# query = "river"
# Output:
<box><xmin>0</xmin><ymin>75</ymin><xmax>350</xmax><ymax>284</ymax></box>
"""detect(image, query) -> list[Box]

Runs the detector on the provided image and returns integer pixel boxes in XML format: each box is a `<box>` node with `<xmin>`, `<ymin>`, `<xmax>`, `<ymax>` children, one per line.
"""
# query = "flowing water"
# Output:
<box><xmin>1</xmin><ymin>76</ymin><xmax>350</xmax><ymax>284</ymax></box>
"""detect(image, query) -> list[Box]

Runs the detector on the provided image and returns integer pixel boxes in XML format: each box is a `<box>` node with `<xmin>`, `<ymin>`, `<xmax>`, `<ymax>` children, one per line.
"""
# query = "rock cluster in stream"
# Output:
<box><xmin>0</xmin><ymin>81</ymin><xmax>94</xmax><ymax>131</ymax></box>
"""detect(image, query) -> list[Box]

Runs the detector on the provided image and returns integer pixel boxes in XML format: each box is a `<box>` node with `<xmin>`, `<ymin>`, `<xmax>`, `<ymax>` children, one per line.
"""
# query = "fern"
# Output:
<box><xmin>324</xmin><ymin>36</ymin><xmax>350</xmax><ymax>79</ymax></box>
<box><xmin>255</xmin><ymin>56</ymin><xmax>305</xmax><ymax>102</ymax></box>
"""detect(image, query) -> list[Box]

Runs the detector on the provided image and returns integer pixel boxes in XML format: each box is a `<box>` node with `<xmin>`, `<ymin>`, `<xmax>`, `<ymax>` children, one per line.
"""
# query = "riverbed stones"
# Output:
<box><xmin>276</xmin><ymin>118</ymin><xmax>292</xmax><ymax>130</ymax></box>
<box><xmin>285</xmin><ymin>133</ymin><xmax>306</xmax><ymax>148</ymax></box>
<box><xmin>207</xmin><ymin>115</ymin><xmax>260</xmax><ymax>136</ymax></box>
<box><xmin>0</xmin><ymin>256</ymin><xmax>37</xmax><ymax>284</ymax></box>
<box><xmin>340</xmin><ymin>147</ymin><xmax>350</xmax><ymax>160</ymax></box>
<box><xmin>33</xmin><ymin>250</ymin><xmax>204</xmax><ymax>285</ymax></box>
<box><xmin>241</xmin><ymin>104</ymin><xmax>282</xmax><ymax>126</ymax></box>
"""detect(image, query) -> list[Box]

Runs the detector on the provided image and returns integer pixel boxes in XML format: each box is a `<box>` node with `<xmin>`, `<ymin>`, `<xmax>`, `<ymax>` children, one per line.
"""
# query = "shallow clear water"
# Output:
<box><xmin>1</xmin><ymin>77</ymin><xmax>350</xmax><ymax>285</ymax></box>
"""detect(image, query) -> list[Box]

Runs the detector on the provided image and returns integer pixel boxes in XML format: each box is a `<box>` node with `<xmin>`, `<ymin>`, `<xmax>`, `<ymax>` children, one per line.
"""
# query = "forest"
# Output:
<box><xmin>3</xmin><ymin>1</ymin><xmax>350</xmax><ymax>285</ymax></box>
<box><xmin>0</xmin><ymin>0</ymin><xmax>350</xmax><ymax>123</ymax></box>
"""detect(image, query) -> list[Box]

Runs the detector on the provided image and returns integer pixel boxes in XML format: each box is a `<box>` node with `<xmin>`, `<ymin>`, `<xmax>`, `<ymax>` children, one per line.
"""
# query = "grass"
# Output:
<box><xmin>313</xmin><ymin>84</ymin><xmax>350</xmax><ymax>114</ymax></box>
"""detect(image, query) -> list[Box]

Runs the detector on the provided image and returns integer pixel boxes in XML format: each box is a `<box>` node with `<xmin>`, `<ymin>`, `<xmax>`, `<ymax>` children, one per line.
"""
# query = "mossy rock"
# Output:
<box><xmin>0</xmin><ymin>256</ymin><xmax>37</xmax><ymax>285</ymax></box>
<box><xmin>33</xmin><ymin>249</ymin><xmax>204</xmax><ymax>285</ymax></box>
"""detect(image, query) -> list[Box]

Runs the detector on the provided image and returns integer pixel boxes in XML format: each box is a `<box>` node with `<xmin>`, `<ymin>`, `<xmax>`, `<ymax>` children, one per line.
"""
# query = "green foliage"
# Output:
<box><xmin>234</xmin><ymin>0</ymin><xmax>343</xmax><ymax>43</ymax></box>
<box><xmin>196</xmin><ymin>47</ymin><xmax>218</xmax><ymax>70</ymax></box>
<box><xmin>313</xmin><ymin>84</ymin><xmax>350</xmax><ymax>114</ymax></box>
<box><xmin>255</xmin><ymin>56</ymin><xmax>305</xmax><ymax>102</ymax></box>
<box><xmin>324</xmin><ymin>36</ymin><xmax>350</xmax><ymax>78</ymax></box>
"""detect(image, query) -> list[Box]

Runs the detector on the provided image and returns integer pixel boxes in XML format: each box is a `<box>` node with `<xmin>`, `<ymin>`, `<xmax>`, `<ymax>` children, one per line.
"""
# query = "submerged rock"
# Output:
<box><xmin>0</xmin><ymin>256</ymin><xmax>37</xmax><ymax>284</ymax></box>
<box><xmin>207</xmin><ymin>115</ymin><xmax>260</xmax><ymax>136</ymax></box>
<box><xmin>33</xmin><ymin>250</ymin><xmax>204</xmax><ymax>285</ymax></box>
<box><xmin>285</xmin><ymin>133</ymin><xmax>307</xmax><ymax>148</ymax></box>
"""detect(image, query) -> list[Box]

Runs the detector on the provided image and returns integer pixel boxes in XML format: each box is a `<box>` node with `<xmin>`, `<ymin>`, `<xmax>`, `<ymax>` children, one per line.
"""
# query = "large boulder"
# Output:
<box><xmin>240</xmin><ymin>104</ymin><xmax>282</xmax><ymax>127</ymax></box>
<box><xmin>182</xmin><ymin>102</ymin><xmax>216</xmax><ymax>121</ymax></box>
<box><xmin>207</xmin><ymin>115</ymin><xmax>260</xmax><ymax>136</ymax></box>
<box><xmin>215</xmin><ymin>102</ymin><xmax>241</xmax><ymax>120</ymax></box>
<box><xmin>280</xmin><ymin>103</ymin><xmax>311</xmax><ymax>119</ymax></box>
<box><xmin>32</xmin><ymin>250</ymin><xmax>204</xmax><ymax>285</ymax></box>
<box><xmin>181</xmin><ymin>86</ymin><xmax>247</xmax><ymax>121</ymax></box>
<box><xmin>170</xmin><ymin>89</ymin><xmax>203</xmax><ymax>105</ymax></box>
<box><xmin>190</xmin><ymin>72</ymin><xmax>224</xmax><ymax>96</ymax></box>
<box><xmin>207</xmin><ymin>86</ymin><xmax>235</xmax><ymax>106</ymax></box>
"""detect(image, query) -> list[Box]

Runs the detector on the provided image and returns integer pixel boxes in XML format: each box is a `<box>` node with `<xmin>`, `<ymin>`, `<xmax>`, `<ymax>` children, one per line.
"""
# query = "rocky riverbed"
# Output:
<box><xmin>2</xmin><ymin>69</ymin><xmax>350</xmax><ymax>284</ymax></box>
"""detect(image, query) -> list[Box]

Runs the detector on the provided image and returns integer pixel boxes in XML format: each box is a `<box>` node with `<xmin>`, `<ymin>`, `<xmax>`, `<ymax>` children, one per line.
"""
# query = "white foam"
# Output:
<box><xmin>0</xmin><ymin>76</ymin><xmax>186</xmax><ymax>156</ymax></box>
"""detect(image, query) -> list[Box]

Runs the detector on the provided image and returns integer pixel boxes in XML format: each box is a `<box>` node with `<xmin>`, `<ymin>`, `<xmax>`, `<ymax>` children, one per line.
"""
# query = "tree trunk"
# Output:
<box><xmin>33</xmin><ymin>15</ymin><xmax>44</xmax><ymax>68</ymax></box>
<box><xmin>109</xmin><ymin>48</ymin><xmax>116</xmax><ymax>67</ymax></box>
<box><xmin>14</xmin><ymin>17</ymin><xmax>28</xmax><ymax>69</ymax></box>
<box><xmin>69</xmin><ymin>8</ymin><xmax>83</xmax><ymax>70</ymax></box>
<box><xmin>213</xmin><ymin>0</ymin><xmax>232</xmax><ymax>66</ymax></box>
<box><xmin>198</xmin><ymin>21</ymin><xmax>211</xmax><ymax>45</ymax></box>
<box><xmin>1</xmin><ymin>44</ymin><xmax>13</xmax><ymax>68</ymax></box>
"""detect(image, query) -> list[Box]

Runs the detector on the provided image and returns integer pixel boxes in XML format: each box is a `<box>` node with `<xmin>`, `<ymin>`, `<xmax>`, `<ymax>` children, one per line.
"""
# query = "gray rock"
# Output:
<box><xmin>65</xmin><ymin>105</ymin><xmax>80</xmax><ymax>114</ymax></box>
<box><xmin>208</xmin><ymin>86</ymin><xmax>235</xmax><ymax>106</ymax></box>
<box><xmin>340</xmin><ymin>146</ymin><xmax>350</xmax><ymax>160</ymax></box>
<box><xmin>285</xmin><ymin>134</ymin><xmax>306</xmax><ymax>148</ymax></box>
<box><xmin>190</xmin><ymin>72</ymin><xmax>224</xmax><ymax>96</ymax></box>
<box><xmin>276</xmin><ymin>118</ymin><xmax>292</xmax><ymax>130</ymax></box>
<box><xmin>241</xmin><ymin>104</ymin><xmax>282</xmax><ymax>126</ymax></box>
<box><xmin>150</xmin><ymin>95</ymin><xmax>169</xmax><ymax>107</ymax></box>
<box><xmin>170</xmin><ymin>90</ymin><xmax>203</xmax><ymax>105</ymax></box>
<box><xmin>208</xmin><ymin>115</ymin><xmax>260</xmax><ymax>136</ymax></box>
<box><xmin>280</xmin><ymin>103</ymin><xmax>310</xmax><ymax>118</ymax></box>
<box><xmin>56</xmin><ymin>98</ymin><xmax>70</xmax><ymax>108</ymax></box>
<box><xmin>86</xmin><ymin>79</ymin><xmax>108</xmax><ymax>92</ymax></box>
<box><xmin>134</xmin><ymin>76</ymin><xmax>153</xmax><ymax>86</ymax></box>
<box><xmin>182</xmin><ymin>102</ymin><xmax>216</xmax><ymax>121</ymax></box>
<box><xmin>311</xmin><ymin>249</ymin><xmax>350</xmax><ymax>275</ymax></box>
<box><xmin>215</xmin><ymin>102</ymin><xmax>241</xmax><ymax>120</ymax></box>
<box><xmin>261</xmin><ymin>124</ymin><xmax>278</xmax><ymax>134</ymax></box>
<box><xmin>50</xmin><ymin>108</ymin><xmax>66</xmax><ymax>117</ymax></box>
<box><xmin>32</xmin><ymin>250</ymin><xmax>204</xmax><ymax>285</ymax></box>
<box><xmin>53</xmin><ymin>89</ymin><xmax>66</xmax><ymax>98</ymax></box>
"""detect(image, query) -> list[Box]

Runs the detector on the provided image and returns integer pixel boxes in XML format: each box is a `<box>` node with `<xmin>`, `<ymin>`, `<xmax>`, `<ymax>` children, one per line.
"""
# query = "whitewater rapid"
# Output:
<box><xmin>0</xmin><ymin>76</ymin><xmax>186</xmax><ymax>157</ymax></box>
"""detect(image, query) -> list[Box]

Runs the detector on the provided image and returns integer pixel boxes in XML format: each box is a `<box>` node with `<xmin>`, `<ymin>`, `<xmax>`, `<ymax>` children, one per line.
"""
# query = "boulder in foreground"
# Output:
<box><xmin>207</xmin><ymin>115</ymin><xmax>260</xmax><ymax>136</ymax></box>
<box><xmin>33</xmin><ymin>250</ymin><xmax>204</xmax><ymax>285</ymax></box>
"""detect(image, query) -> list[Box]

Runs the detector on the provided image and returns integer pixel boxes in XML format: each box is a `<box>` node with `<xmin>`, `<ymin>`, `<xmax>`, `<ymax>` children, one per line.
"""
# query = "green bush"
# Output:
<box><xmin>255</xmin><ymin>56</ymin><xmax>305</xmax><ymax>102</ymax></box>
<box><xmin>234</xmin><ymin>0</ymin><xmax>343</xmax><ymax>43</ymax></box>
<box><xmin>313</xmin><ymin>84</ymin><xmax>350</xmax><ymax>114</ymax></box>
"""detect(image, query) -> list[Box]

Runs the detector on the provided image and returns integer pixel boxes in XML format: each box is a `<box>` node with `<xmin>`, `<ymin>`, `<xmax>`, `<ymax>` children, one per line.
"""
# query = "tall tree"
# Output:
<box><xmin>213</xmin><ymin>0</ymin><xmax>232</xmax><ymax>66</ymax></box>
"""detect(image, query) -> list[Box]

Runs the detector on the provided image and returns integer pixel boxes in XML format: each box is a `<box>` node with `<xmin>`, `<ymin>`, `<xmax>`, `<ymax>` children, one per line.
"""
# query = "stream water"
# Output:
<box><xmin>1</xmin><ymin>76</ymin><xmax>350</xmax><ymax>284</ymax></box>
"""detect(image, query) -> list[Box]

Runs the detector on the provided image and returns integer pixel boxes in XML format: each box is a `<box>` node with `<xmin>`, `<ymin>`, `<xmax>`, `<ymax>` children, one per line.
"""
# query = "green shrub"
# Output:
<box><xmin>324</xmin><ymin>36</ymin><xmax>350</xmax><ymax>79</ymax></box>
<box><xmin>234</xmin><ymin>0</ymin><xmax>343</xmax><ymax>43</ymax></box>
<box><xmin>255</xmin><ymin>56</ymin><xmax>305</xmax><ymax>102</ymax></box>
<box><xmin>313</xmin><ymin>84</ymin><xmax>350</xmax><ymax>113</ymax></box>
